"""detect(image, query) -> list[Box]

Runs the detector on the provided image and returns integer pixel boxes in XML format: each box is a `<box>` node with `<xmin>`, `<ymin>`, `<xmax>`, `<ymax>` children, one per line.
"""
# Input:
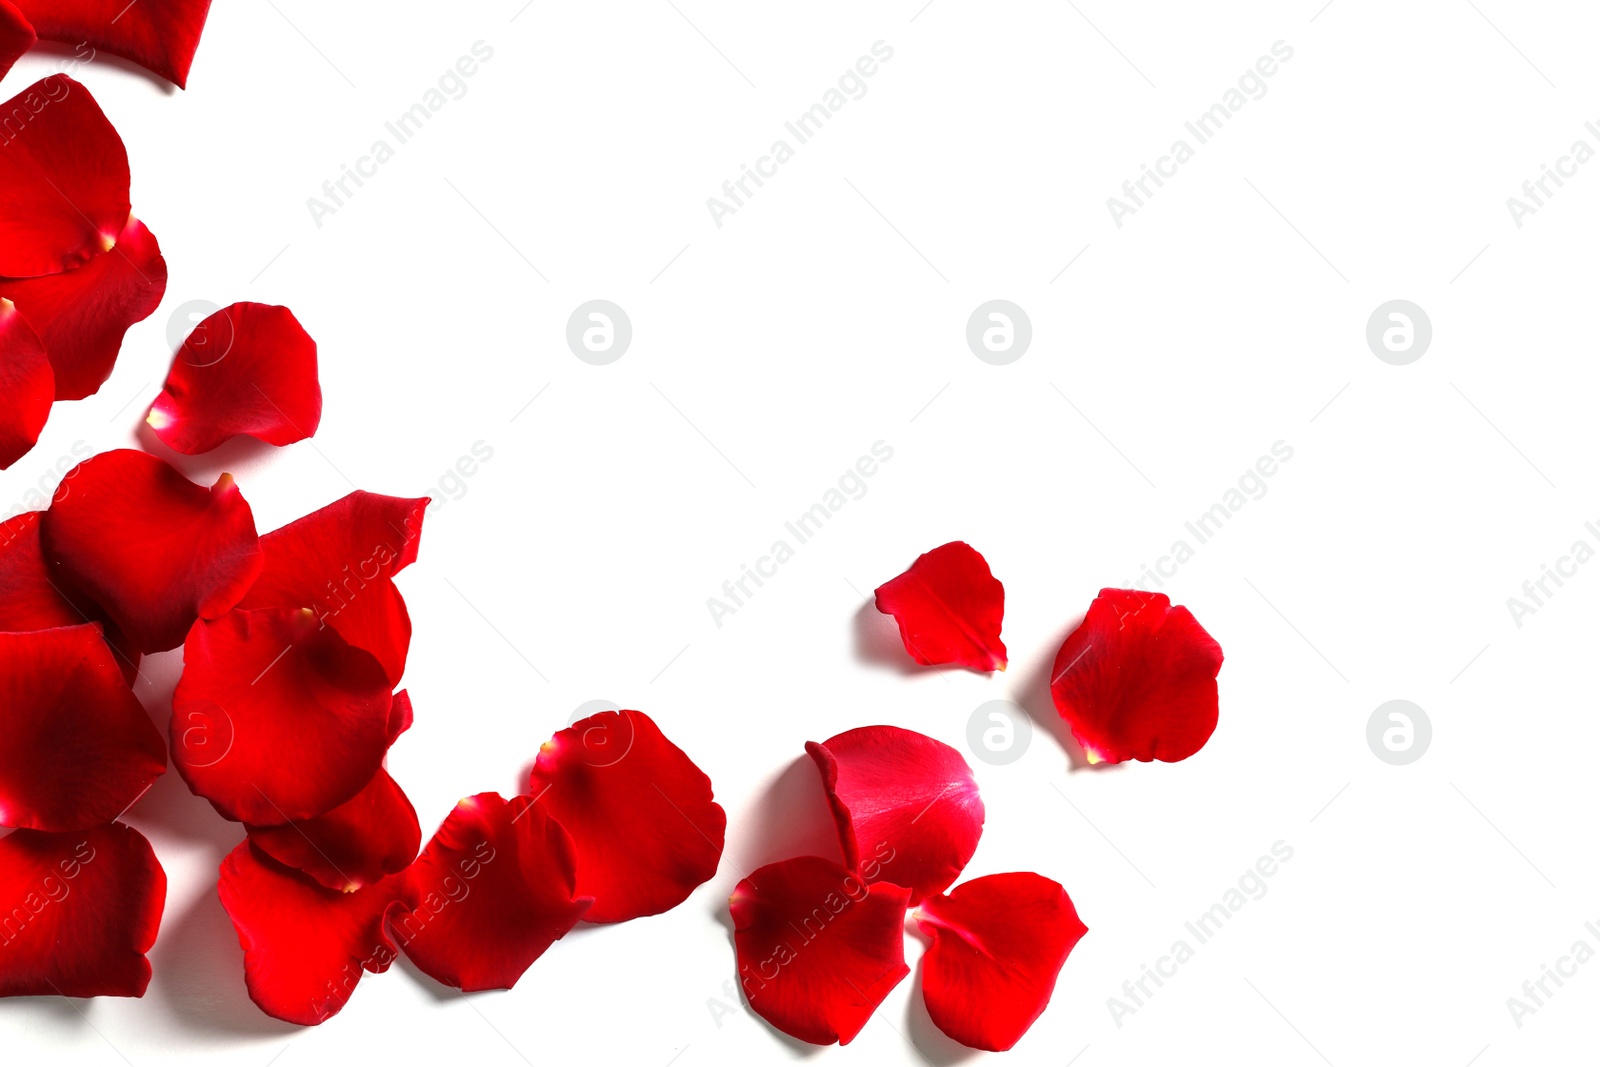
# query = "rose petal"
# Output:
<box><xmin>247</xmin><ymin>768</ymin><xmax>419</xmax><ymax>894</ymax></box>
<box><xmin>529</xmin><ymin>709</ymin><xmax>725</xmax><ymax>923</ymax></box>
<box><xmin>0</xmin><ymin>297</ymin><xmax>52</xmax><ymax>469</ymax></box>
<box><xmin>1050</xmin><ymin>588</ymin><xmax>1224</xmax><ymax>764</ymax></box>
<box><xmin>386</xmin><ymin>688</ymin><xmax>413</xmax><ymax>745</ymax></box>
<box><xmin>147</xmin><ymin>302</ymin><xmax>321</xmax><ymax>454</ymax></box>
<box><xmin>874</xmin><ymin>541</ymin><xmax>1007</xmax><ymax>672</ymax></box>
<box><xmin>806</xmin><ymin>725</ymin><xmax>984</xmax><ymax>905</ymax></box>
<box><xmin>0</xmin><ymin>76</ymin><xmax>129</xmax><ymax>278</ymax></box>
<box><xmin>916</xmin><ymin>872</ymin><xmax>1088</xmax><ymax>1051</ymax></box>
<box><xmin>730</xmin><ymin>856</ymin><xmax>911</xmax><ymax>1046</ymax></box>
<box><xmin>41</xmin><ymin>449</ymin><xmax>262</xmax><ymax>653</ymax></box>
<box><xmin>217</xmin><ymin>840</ymin><xmax>403</xmax><ymax>1025</ymax></box>
<box><xmin>13</xmin><ymin>0</ymin><xmax>213</xmax><ymax>87</ymax></box>
<box><xmin>388</xmin><ymin>792</ymin><xmax>591</xmax><ymax>992</ymax></box>
<box><xmin>0</xmin><ymin>821</ymin><xmax>165</xmax><ymax>998</ymax></box>
<box><xmin>0</xmin><ymin>216</ymin><xmax>168</xmax><ymax>401</ymax></box>
<box><xmin>0</xmin><ymin>1</ymin><xmax>35</xmax><ymax>80</ymax></box>
<box><xmin>172</xmin><ymin>607</ymin><xmax>393</xmax><ymax>824</ymax></box>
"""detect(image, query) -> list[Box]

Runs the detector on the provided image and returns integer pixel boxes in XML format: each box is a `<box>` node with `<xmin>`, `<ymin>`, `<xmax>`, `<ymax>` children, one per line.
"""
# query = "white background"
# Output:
<box><xmin>2</xmin><ymin>1</ymin><xmax>1597</xmax><ymax>1064</ymax></box>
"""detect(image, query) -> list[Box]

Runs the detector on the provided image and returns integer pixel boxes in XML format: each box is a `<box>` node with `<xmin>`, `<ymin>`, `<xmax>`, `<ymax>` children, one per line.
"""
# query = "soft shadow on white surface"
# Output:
<box><xmin>1014</xmin><ymin>612</ymin><xmax>1123</xmax><ymax>775</ymax></box>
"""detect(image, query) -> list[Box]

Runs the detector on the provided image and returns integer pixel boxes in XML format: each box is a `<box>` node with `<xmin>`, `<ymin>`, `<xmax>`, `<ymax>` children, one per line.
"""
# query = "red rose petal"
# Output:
<box><xmin>147</xmin><ymin>302</ymin><xmax>321</xmax><ymax>454</ymax></box>
<box><xmin>528</xmin><ymin>709</ymin><xmax>725</xmax><ymax>923</ymax></box>
<box><xmin>41</xmin><ymin>449</ymin><xmax>262</xmax><ymax>653</ymax></box>
<box><xmin>806</xmin><ymin>725</ymin><xmax>984</xmax><ymax>905</ymax></box>
<box><xmin>731</xmin><ymin>856</ymin><xmax>911</xmax><ymax>1046</ymax></box>
<box><xmin>217</xmin><ymin>840</ymin><xmax>402</xmax><ymax>1025</ymax></box>
<box><xmin>916</xmin><ymin>872</ymin><xmax>1088</xmax><ymax>1051</ymax></box>
<box><xmin>247</xmin><ymin>768</ymin><xmax>420</xmax><ymax>893</ymax></box>
<box><xmin>1050</xmin><ymin>588</ymin><xmax>1224</xmax><ymax>764</ymax></box>
<box><xmin>0</xmin><ymin>297</ymin><xmax>52</xmax><ymax>469</ymax></box>
<box><xmin>0</xmin><ymin>216</ymin><xmax>168</xmax><ymax>401</ymax></box>
<box><xmin>874</xmin><ymin>541</ymin><xmax>1007</xmax><ymax>672</ymax></box>
<box><xmin>386</xmin><ymin>688</ymin><xmax>414</xmax><ymax>745</ymax></box>
<box><xmin>388</xmin><ymin>792</ymin><xmax>591</xmax><ymax>992</ymax></box>
<box><xmin>13</xmin><ymin>0</ymin><xmax>213</xmax><ymax>87</ymax></box>
<box><xmin>0</xmin><ymin>821</ymin><xmax>165</xmax><ymax>998</ymax></box>
<box><xmin>0</xmin><ymin>76</ymin><xmax>129</xmax><ymax>278</ymax></box>
<box><xmin>172</xmin><ymin>608</ymin><xmax>393</xmax><ymax>824</ymax></box>
<box><xmin>0</xmin><ymin>2</ymin><xmax>35</xmax><ymax>80</ymax></box>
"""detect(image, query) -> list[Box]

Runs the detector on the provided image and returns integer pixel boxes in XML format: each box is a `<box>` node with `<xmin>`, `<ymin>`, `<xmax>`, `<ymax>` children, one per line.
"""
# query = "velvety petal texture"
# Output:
<box><xmin>806</xmin><ymin>725</ymin><xmax>984</xmax><ymax>904</ymax></box>
<box><xmin>0</xmin><ymin>1</ymin><xmax>34</xmax><ymax>80</ymax></box>
<box><xmin>14</xmin><ymin>0</ymin><xmax>214</xmax><ymax>87</ymax></box>
<box><xmin>0</xmin><ymin>512</ymin><xmax>80</xmax><ymax>630</ymax></box>
<box><xmin>0</xmin><ymin>822</ymin><xmax>165</xmax><ymax>998</ymax></box>
<box><xmin>731</xmin><ymin>856</ymin><xmax>912</xmax><ymax>1046</ymax></box>
<box><xmin>148</xmin><ymin>302</ymin><xmax>322</xmax><ymax>454</ymax></box>
<box><xmin>528</xmin><ymin>709</ymin><xmax>725</xmax><ymax>923</ymax></box>
<box><xmin>874</xmin><ymin>541</ymin><xmax>1007</xmax><ymax>672</ymax></box>
<box><xmin>916</xmin><ymin>872</ymin><xmax>1088</xmax><ymax>1051</ymax></box>
<box><xmin>1050</xmin><ymin>588</ymin><xmax>1224</xmax><ymax>764</ymax></box>
<box><xmin>247</xmin><ymin>768</ymin><xmax>419</xmax><ymax>893</ymax></box>
<box><xmin>0</xmin><ymin>297</ymin><xmax>52</xmax><ymax>469</ymax></box>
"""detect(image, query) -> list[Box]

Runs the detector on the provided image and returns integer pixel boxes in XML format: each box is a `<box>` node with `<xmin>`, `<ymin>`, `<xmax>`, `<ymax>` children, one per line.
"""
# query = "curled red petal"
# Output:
<box><xmin>217</xmin><ymin>840</ymin><xmax>403</xmax><ymax>1025</ymax></box>
<box><xmin>806</xmin><ymin>725</ymin><xmax>984</xmax><ymax>905</ymax></box>
<box><xmin>172</xmin><ymin>608</ymin><xmax>392</xmax><ymax>824</ymax></box>
<box><xmin>13</xmin><ymin>0</ymin><xmax>213</xmax><ymax>87</ymax></box>
<box><xmin>1050</xmin><ymin>588</ymin><xmax>1224</xmax><ymax>764</ymax></box>
<box><xmin>388</xmin><ymin>792</ymin><xmax>591</xmax><ymax>992</ymax></box>
<box><xmin>0</xmin><ymin>297</ymin><xmax>52</xmax><ymax>469</ymax></box>
<box><xmin>0</xmin><ymin>76</ymin><xmax>129</xmax><ymax>278</ymax></box>
<box><xmin>0</xmin><ymin>821</ymin><xmax>165</xmax><ymax>998</ymax></box>
<box><xmin>529</xmin><ymin>709</ymin><xmax>725</xmax><ymax>923</ymax></box>
<box><xmin>731</xmin><ymin>856</ymin><xmax>911</xmax><ymax>1046</ymax></box>
<box><xmin>247</xmin><ymin>768</ymin><xmax>420</xmax><ymax>893</ymax></box>
<box><xmin>386</xmin><ymin>688</ymin><xmax>414</xmax><ymax>745</ymax></box>
<box><xmin>874</xmin><ymin>541</ymin><xmax>1007</xmax><ymax>672</ymax></box>
<box><xmin>0</xmin><ymin>216</ymin><xmax>168</xmax><ymax>401</ymax></box>
<box><xmin>0</xmin><ymin>2</ymin><xmax>35</xmax><ymax>80</ymax></box>
<box><xmin>0</xmin><ymin>624</ymin><xmax>164</xmax><ymax>831</ymax></box>
<box><xmin>148</xmin><ymin>302</ymin><xmax>321</xmax><ymax>454</ymax></box>
<box><xmin>916</xmin><ymin>872</ymin><xmax>1088</xmax><ymax>1051</ymax></box>
<box><xmin>41</xmin><ymin>449</ymin><xmax>262</xmax><ymax>653</ymax></box>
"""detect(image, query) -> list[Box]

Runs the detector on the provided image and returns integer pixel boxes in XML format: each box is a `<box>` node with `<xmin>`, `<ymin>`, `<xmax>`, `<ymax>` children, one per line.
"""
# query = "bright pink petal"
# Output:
<box><xmin>917</xmin><ymin>872</ymin><xmax>1088</xmax><ymax>1051</ymax></box>
<box><xmin>388</xmin><ymin>793</ymin><xmax>591</xmax><ymax>992</ymax></box>
<box><xmin>148</xmin><ymin>302</ymin><xmax>321</xmax><ymax>454</ymax></box>
<box><xmin>0</xmin><ymin>297</ymin><xmax>52</xmax><ymax>469</ymax></box>
<box><xmin>731</xmin><ymin>856</ymin><xmax>911</xmax><ymax>1046</ymax></box>
<box><xmin>0</xmin><ymin>1</ymin><xmax>35</xmax><ymax>79</ymax></box>
<box><xmin>806</xmin><ymin>725</ymin><xmax>984</xmax><ymax>905</ymax></box>
<box><xmin>1050</xmin><ymin>588</ymin><xmax>1224</xmax><ymax>764</ymax></box>
<box><xmin>13</xmin><ymin>0</ymin><xmax>213</xmax><ymax>87</ymax></box>
<box><xmin>529</xmin><ymin>709</ymin><xmax>725</xmax><ymax>923</ymax></box>
<box><xmin>0</xmin><ymin>821</ymin><xmax>165</xmax><ymax>998</ymax></box>
<box><xmin>874</xmin><ymin>541</ymin><xmax>1007</xmax><ymax>672</ymax></box>
<box><xmin>247</xmin><ymin>768</ymin><xmax>419</xmax><ymax>893</ymax></box>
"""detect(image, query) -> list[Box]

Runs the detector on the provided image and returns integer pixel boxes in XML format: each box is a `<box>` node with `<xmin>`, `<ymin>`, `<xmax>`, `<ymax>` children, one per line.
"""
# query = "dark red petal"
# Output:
<box><xmin>0</xmin><ymin>624</ymin><xmax>164</xmax><ymax>831</ymax></box>
<box><xmin>805</xmin><ymin>725</ymin><xmax>984</xmax><ymax>905</ymax></box>
<box><xmin>874</xmin><ymin>541</ymin><xmax>1007</xmax><ymax>672</ymax></box>
<box><xmin>247</xmin><ymin>768</ymin><xmax>419</xmax><ymax>893</ymax></box>
<box><xmin>0</xmin><ymin>2</ymin><xmax>35</xmax><ymax>80</ymax></box>
<box><xmin>1050</xmin><ymin>588</ymin><xmax>1224</xmax><ymax>764</ymax></box>
<box><xmin>0</xmin><ymin>216</ymin><xmax>167</xmax><ymax>401</ymax></box>
<box><xmin>388</xmin><ymin>793</ymin><xmax>591</xmax><ymax>992</ymax></box>
<box><xmin>0</xmin><ymin>821</ymin><xmax>165</xmax><ymax>998</ymax></box>
<box><xmin>13</xmin><ymin>0</ymin><xmax>213</xmax><ymax>87</ymax></box>
<box><xmin>41</xmin><ymin>449</ymin><xmax>261</xmax><ymax>653</ymax></box>
<box><xmin>386</xmin><ymin>688</ymin><xmax>414</xmax><ymax>745</ymax></box>
<box><xmin>172</xmin><ymin>608</ymin><xmax>392</xmax><ymax>824</ymax></box>
<box><xmin>917</xmin><ymin>872</ymin><xmax>1088</xmax><ymax>1051</ymax></box>
<box><xmin>217</xmin><ymin>840</ymin><xmax>402</xmax><ymax>1025</ymax></box>
<box><xmin>528</xmin><ymin>709</ymin><xmax>725</xmax><ymax>923</ymax></box>
<box><xmin>0</xmin><ymin>76</ymin><xmax>129</xmax><ymax>278</ymax></box>
<box><xmin>0</xmin><ymin>297</ymin><xmax>52</xmax><ymax>469</ymax></box>
<box><xmin>148</xmin><ymin>303</ymin><xmax>321</xmax><ymax>454</ymax></box>
<box><xmin>236</xmin><ymin>492</ymin><xmax>427</xmax><ymax>685</ymax></box>
<box><xmin>731</xmin><ymin>856</ymin><xmax>911</xmax><ymax>1046</ymax></box>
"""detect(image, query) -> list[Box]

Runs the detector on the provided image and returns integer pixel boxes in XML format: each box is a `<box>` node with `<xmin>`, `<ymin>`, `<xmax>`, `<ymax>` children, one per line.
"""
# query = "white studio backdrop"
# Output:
<box><xmin>2</xmin><ymin>1</ymin><xmax>1598</xmax><ymax>1064</ymax></box>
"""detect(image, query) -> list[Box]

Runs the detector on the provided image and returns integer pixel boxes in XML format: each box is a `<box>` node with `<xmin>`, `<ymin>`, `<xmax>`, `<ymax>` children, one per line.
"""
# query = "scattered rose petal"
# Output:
<box><xmin>806</xmin><ymin>725</ymin><xmax>984</xmax><ymax>904</ymax></box>
<box><xmin>916</xmin><ymin>872</ymin><xmax>1088</xmax><ymax>1051</ymax></box>
<box><xmin>529</xmin><ymin>709</ymin><xmax>725</xmax><ymax>923</ymax></box>
<box><xmin>247</xmin><ymin>768</ymin><xmax>419</xmax><ymax>894</ymax></box>
<box><xmin>13</xmin><ymin>0</ymin><xmax>214</xmax><ymax>87</ymax></box>
<box><xmin>731</xmin><ymin>855</ymin><xmax>911</xmax><ymax>1046</ymax></box>
<box><xmin>0</xmin><ymin>1</ymin><xmax>34</xmax><ymax>80</ymax></box>
<box><xmin>874</xmin><ymin>541</ymin><xmax>1007</xmax><ymax>672</ymax></box>
<box><xmin>386</xmin><ymin>688</ymin><xmax>414</xmax><ymax>745</ymax></box>
<box><xmin>0</xmin><ymin>297</ymin><xmax>52</xmax><ymax>469</ymax></box>
<box><xmin>1050</xmin><ymin>588</ymin><xmax>1224</xmax><ymax>764</ymax></box>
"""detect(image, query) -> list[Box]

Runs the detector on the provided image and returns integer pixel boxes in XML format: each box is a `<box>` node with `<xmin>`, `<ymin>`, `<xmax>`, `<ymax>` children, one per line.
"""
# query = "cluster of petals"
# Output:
<box><xmin>0</xmin><ymin>0</ymin><xmax>214</xmax><ymax>87</ymax></box>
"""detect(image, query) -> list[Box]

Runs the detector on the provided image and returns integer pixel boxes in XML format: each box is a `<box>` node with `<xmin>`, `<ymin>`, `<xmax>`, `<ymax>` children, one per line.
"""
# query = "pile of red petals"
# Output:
<box><xmin>0</xmin><ymin>0</ymin><xmax>215</xmax><ymax>87</ymax></box>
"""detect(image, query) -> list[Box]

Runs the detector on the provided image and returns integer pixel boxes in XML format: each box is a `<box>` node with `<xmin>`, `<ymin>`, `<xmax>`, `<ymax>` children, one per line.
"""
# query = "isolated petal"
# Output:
<box><xmin>14</xmin><ymin>0</ymin><xmax>214</xmax><ymax>87</ymax></box>
<box><xmin>247</xmin><ymin>768</ymin><xmax>420</xmax><ymax>893</ymax></box>
<box><xmin>148</xmin><ymin>302</ymin><xmax>321</xmax><ymax>454</ymax></box>
<box><xmin>1050</xmin><ymin>588</ymin><xmax>1224</xmax><ymax>764</ymax></box>
<box><xmin>0</xmin><ymin>297</ymin><xmax>52</xmax><ymax>469</ymax></box>
<box><xmin>386</xmin><ymin>688</ymin><xmax>414</xmax><ymax>745</ymax></box>
<box><xmin>388</xmin><ymin>793</ymin><xmax>591</xmax><ymax>992</ymax></box>
<box><xmin>806</xmin><ymin>725</ymin><xmax>984</xmax><ymax>904</ymax></box>
<box><xmin>916</xmin><ymin>872</ymin><xmax>1088</xmax><ymax>1051</ymax></box>
<box><xmin>529</xmin><ymin>709</ymin><xmax>725</xmax><ymax>923</ymax></box>
<box><xmin>0</xmin><ymin>2</ymin><xmax>35</xmax><ymax>80</ymax></box>
<box><xmin>730</xmin><ymin>856</ymin><xmax>911</xmax><ymax>1046</ymax></box>
<box><xmin>0</xmin><ymin>822</ymin><xmax>165</xmax><ymax>998</ymax></box>
<box><xmin>41</xmin><ymin>449</ymin><xmax>261</xmax><ymax>653</ymax></box>
<box><xmin>874</xmin><ymin>541</ymin><xmax>1007</xmax><ymax>672</ymax></box>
